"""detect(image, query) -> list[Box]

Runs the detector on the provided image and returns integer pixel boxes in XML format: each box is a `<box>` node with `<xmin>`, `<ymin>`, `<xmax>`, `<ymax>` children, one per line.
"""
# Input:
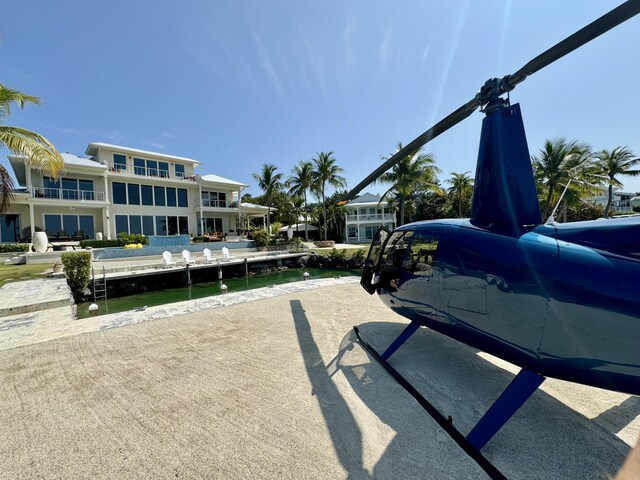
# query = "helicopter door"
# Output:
<box><xmin>394</xmin><ymin>231</ymin><xmax>442</xmax><ymax>313</ymax></box>
<box><xmin>360</xmin><ymin>226</ymin><xmax>390</xmax><ymax>294</ymax></box>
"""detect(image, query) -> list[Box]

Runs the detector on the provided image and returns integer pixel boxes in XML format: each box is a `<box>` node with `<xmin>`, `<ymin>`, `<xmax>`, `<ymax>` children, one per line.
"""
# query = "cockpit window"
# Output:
<box><xmin>404</xmin><ymin>232</ymin><xmax>439</xmax><ymax>275</ymax></box>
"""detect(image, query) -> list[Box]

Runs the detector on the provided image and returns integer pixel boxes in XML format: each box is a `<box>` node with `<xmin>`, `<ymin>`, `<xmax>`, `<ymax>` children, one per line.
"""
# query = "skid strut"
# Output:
<box><xmin>353</xmin><ymin>326</ymin><xmax>508</xmax><ymax>480</ymax></box>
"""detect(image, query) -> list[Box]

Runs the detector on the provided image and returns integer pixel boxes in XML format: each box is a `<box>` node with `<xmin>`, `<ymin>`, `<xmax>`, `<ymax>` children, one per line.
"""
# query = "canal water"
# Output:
<box><xmin>77</xmin><ymin>267</ymin><xmax>357</xmax><ymax>319</ymax></box>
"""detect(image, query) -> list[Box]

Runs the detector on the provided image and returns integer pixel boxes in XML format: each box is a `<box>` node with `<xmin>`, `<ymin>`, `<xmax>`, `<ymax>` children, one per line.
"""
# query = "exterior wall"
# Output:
<box><xmin>344</xmin><ymin>202</ymin><xmax>395</xmax><ymax>243</ymax></box>
<box><xmin>592</xmin><ymin>191</ymin><xmax>636</xmax><ymax>213</ymax></box>
<box><xmin>3</xmin><ymin>145</ymin><xmax>249</xmax><ymax>243</ymax></box>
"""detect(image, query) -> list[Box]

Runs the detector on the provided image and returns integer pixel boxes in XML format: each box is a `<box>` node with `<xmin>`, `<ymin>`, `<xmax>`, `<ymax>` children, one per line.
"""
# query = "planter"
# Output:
<box><xmin>33</xmin><ymin>231</ymin><xmax>49</xmax><ymax>253</ymax></box>
<box><xmin>313</xmin><ymin>240</ymin><xmax>335</xmax><ymax>248</ymax></box>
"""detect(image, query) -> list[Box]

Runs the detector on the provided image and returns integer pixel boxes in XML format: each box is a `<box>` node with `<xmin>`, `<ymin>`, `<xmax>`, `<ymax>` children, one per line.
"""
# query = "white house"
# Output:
<box><xmin>1</xmin><ymin>143</ymin><xmax>257</xmax><ymax>243</ymax></box>
<box><xmin>591</xmin><ymin>190</ymin><xmax>638</xmax><ymax>214</ymax></box>
<box><xmin>344</xmin><ymin>193</ymin><xmax>395</xmax><ymax>243</ymax></box>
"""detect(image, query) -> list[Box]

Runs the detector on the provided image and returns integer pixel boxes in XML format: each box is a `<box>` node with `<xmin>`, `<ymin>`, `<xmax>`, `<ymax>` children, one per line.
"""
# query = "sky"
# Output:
<box><xmin>2</xmin><ymin>0</ymin><xmax>640</xmax><ymax>198</ymax></box>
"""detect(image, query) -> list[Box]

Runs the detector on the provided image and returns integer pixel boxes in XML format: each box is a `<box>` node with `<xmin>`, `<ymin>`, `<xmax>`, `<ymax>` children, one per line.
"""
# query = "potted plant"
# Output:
<box><xmin>52</xmin><ymin>260</ymin><xmax>64</xmax><ymax>274</ymax></box>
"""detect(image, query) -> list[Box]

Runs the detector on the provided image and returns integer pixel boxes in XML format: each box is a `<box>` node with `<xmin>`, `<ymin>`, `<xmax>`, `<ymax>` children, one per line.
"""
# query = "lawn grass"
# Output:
<box><xmin>0</xmin><ymin>263</ymin><xmax>51</xmax><ymax>288</ymax></box>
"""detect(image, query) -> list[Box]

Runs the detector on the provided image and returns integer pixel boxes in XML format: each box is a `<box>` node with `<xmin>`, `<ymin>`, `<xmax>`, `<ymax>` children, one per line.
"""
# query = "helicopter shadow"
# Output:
<box><xmin>290</xmin><ymin>299</ymin><xmax>633</xmax><ymax>479</ymax></box>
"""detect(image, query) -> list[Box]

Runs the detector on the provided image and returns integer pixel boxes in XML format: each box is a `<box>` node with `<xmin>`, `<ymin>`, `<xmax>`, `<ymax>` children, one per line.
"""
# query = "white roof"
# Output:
<box><xmin>200</xmin><ymin>173</ymin><xmax>247</xmax><ymax>188</ymax></box>
<box><xmin>61</xmin><ymin>152</ymin><xmax>106</xmax><ymax>169</ymax></box>
<box><xmin>85</xmin><ymin>143</ymin><xmax>201</xmax><ymax>164</ymax></box>
<box><xmin>279</xmin><ymin>223</ymin><xmax>319</xmax><ymax>232</ymax></box>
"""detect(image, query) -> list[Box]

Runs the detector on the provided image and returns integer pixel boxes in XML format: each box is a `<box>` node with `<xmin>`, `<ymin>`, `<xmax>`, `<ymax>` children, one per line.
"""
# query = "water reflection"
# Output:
<box><xmin>77</xmin><ymin>268</ymin><xmax>356</xmax><ymax>319</ymax></box>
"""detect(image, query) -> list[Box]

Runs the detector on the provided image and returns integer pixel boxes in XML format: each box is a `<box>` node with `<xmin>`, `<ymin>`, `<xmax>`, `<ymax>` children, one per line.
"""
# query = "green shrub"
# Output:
<box><xmin>79</xmin><ymin>239</ymin><xmax>120</xmax><ymax>249</ymax></box>
<box><xmin>60</xmin><ymin>251</ymin><xmax>92</xmax><ymax>299</ymax></box>
<box><xmin>252</xmin><ymin>228</ymin><xmax>270</xmax><ymax>247</ymax></box>
<box><xmin>116</xmin><ymin>232</ymin><xmax>147</xmax><ymax>246</ymax></box>
<box><xmin>351</xmin><ymin>248</ymin><xmax>366</xmax><ymax>263</ymax></box>
<box><xmin>0</xmin><ymin>243</ymin><xmax>30</xmax><ymax>253</ymax></box>
<box><xmin>270</xmin><ymin>221</ymin><xmax>282</xmax><ymax>235</ymax></box>
<box><xmin>328</xmin><ymin>248</ymin><xmax>348</xmax><ymax>263</ymax></box>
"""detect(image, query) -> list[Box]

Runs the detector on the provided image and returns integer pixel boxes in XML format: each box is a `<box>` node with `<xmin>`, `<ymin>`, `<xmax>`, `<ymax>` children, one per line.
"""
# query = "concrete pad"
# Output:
<box><xmin>0</xmin><ymin>278</ymin><xmax>74</xmax><ymax>317</ymax></box>
<box><xmin>0</xmin><ymin>283</ymin><xmax>637</xmax><ymax>479</ymax></box>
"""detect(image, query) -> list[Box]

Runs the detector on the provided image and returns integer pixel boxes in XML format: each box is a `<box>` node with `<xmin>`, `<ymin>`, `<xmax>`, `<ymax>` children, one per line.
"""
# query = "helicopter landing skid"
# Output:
<box><xmin>353</xmin><ymin>324</ymin><xmax>540</xmax><ymax>480</ymax></box>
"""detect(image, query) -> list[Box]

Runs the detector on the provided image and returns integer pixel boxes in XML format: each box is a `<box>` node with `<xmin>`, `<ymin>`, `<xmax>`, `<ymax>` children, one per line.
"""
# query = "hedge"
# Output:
<box><xmin>79</xmin><ymin>239</ymin><xmax>120</xmax><ymax>249</ymax></box>
<box><xmin>60</xmin><ymin>251</ymin><xmax>92</xmax><ymax>299</ymax></box>
<box><xmin>0</xmin><ymin>243</ymin><xmax>30</xmax><ymax>253</ymax></box>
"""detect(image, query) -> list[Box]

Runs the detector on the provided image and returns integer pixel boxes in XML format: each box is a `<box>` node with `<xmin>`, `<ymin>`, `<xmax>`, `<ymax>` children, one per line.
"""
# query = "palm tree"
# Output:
<box><xmin>593</xmin><ymin>147</ymin><xmax>640</xmax><ymax>217</ymax></box>
<box><xmin>378</xmin><ymin>143</ymin><xmax>440</xmax><ymax>226</ymax></box>
<box><xmin>446</xmin><ymin>171</ymin><xmax>474</xmax><ymax>218</ymax></box>
<box><xmin>312</xmin><ymin>152</ymin><xmax>346</xmax><ymax>241</ymax></box>
<box><xmin>531</xmin><ymin>138</ymin><xmax>592</xmax><ymax>220</ymax></box>
<box><xmin>0</xmin><ymin>83</ymin><xmax>64</xmax><ymax>213</ymax></box>
<box><xmin>286</xmin><ymin>160</ymin><xmax>314</xmax><ymax>241</ymax></box>
<box><xmin>251</xmin><ymin>164</ymin><xmax>283</xmax><ymax>234</ymax></box>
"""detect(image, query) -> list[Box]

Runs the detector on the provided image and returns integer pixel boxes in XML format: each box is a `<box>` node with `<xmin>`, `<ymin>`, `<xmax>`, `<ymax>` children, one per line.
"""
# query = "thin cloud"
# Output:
<box><xmin>146</xmin><ymin>142</ymin><xmax>166</xmax><ymax>151</ymax></box>
<box><xmin>250</xmin><ymin>26</ymin><xmax>287</xmax><ymax>99</ymax></box>
<box><xmin>421</xmin><ymin>43</ymin><xmax>430</xmax><ymax>63</ymax></box>
<box><xmin>378</xmin><ymin>27</ymin><xmax>393</xmax><ymax>75</ymax></box>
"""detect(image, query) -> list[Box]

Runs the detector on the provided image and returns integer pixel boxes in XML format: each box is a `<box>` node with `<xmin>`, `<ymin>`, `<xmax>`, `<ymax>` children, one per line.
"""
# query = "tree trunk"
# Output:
<box><xmin>605</xmin><ymin>183</ymin><xmax>613</xmax><ymax>217</ymax></box>
<box><xmin>304</xmin><ymin>193</ymin><xmax>309</xmax><ymax>241</ymax></box>
<box><xmin>322</xmin><ymin>187</ymin><xmax>327</xmax><ymax>241</ymax></box>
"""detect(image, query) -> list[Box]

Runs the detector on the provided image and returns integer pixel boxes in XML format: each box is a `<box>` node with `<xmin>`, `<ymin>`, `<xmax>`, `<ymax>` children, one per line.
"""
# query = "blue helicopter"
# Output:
<box><xmin>340</xmin><ymin>0</ymin><xmax>640</xmax><ymax>464</ymax></box>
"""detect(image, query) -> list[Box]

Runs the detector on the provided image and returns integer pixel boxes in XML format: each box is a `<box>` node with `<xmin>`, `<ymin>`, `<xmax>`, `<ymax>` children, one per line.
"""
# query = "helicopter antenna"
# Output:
<box><xmin>546</xmin><ymin>178</ymin><xmax>573</xmax><ymax>225</ymax></box>
<box><xmin>339</xmin><ymin>0</ymin><xmax>640</xmax><ymax>205</ymax></box>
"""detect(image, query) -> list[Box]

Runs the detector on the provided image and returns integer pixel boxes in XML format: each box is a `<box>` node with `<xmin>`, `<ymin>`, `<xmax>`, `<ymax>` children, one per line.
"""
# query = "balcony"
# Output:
<box><xmin>107</xmin><ymin>162</ymin><xmax>196</xmax><ymax>181</ymax></box>
<box><xmin>193</xmin><ymin>199</ymin><xmax>238</xmax><ymax>209</ymax></box>
<box><xmin>32</xmin><ymin>187</ymin><xmax>106</xmax><ymax>202</ymax></box>
<box><xmin>346</xmin><ymin>213</ymin><xmax>394</xmax><ymax>222</ymax></box>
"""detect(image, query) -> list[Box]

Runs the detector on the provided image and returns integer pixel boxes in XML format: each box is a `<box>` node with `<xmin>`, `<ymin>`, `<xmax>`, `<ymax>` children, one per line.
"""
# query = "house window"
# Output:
<box><xmin>113</xmin><ymin>154</ymin><xmax>127</xmax><ymax>172</ymax></box>
<box><xmin>142</xmin><ymin>216</ymin><xmax>154</xmax><ymax>235</ymax></box>
<box><xmin>62</xmin><ymin>178</ymin><xmax>78</xmax><ymax>200</ymax></box>
<box><xmin>155</xmin><ymin>216</ymin><xmax>167</xmax><ymax>235</ymax></box>
<box><xmin>115</xmin><ymin>215</ymin><xmax>128</xmax><ymax>234</ymax></box>
<box><xmin>178</xmin><ymin>188</ymin><xmax>188</xmax><ymax>207</ymax></box>
<box><xmin>112</xmin><ymin>182</ymin><xmax>127</xmax><ymax>204</ymax></box>
<box><xmin>78</xmin><ymin>179</ymin><xmax>95</xmax><ymax>200</ymax></box>
<box><xmin>0</xmin><ymin>214</ymin><xmax>20</xmax><ymax>243</ymax></box>
<box><xmin>78</xmin><ymin>215</ymin><xmax>95</xmax><ymax>238</ymax></box>
<box><xmin>44</xmin><ymin>214</ymin><xmax>94</xmax><ymax>238</ymax></box>
<box><xmin>134</xmin><ymin>158</ymin><xmax>146</xmax><ymax>176</ymax></box>
<box><xmin>179</xmin><ymin>216</ymin><xmax>189</xmax><ymax>234</ymax></box>
<box><xmin>159</xmin><ymin>162</ymin><xmax>170</xmax><ymax>178</ymax></box>
<box><xmin>147</xmin><ymin>160</ymin><xmax>158</xmax><ymax>177</ymax></box>
<box><xmin>129</xmin><ymin>216</ymin><xmax>142</xmax><ymax>235</ymax></box>
<box><xmin>44</xmin><ymin>215</ymin><xmax>62</xmax><ymax>236</ymax></box>
<box><xmin>154</xmin><ymin>186</ymin><xmax>165</xmax><ymax>206</ymax></box>
<box><xmin>128</xmin><ymin>183</ymin><xmax>140</xmax><ymax>205</ymax></box>
<box><xmin>141</xmin><ymin>185</ymin><xmax>153</xmax><ymax>205</ymax></box>
<box><xmin>167</xmin><ymin>216</ymin><xmax>178</xmax><ymax>235</ymax></box>
<box><xmin>175</xmin><ymin>164</ymin><xmax>185</xmax><ymax>179</ymax></box>
<box><xmin>63</xmin><ymin>215</ymin><xmax>79</xmax><ymax>234</ymax></box>
<box><xmin>43</xmin><ymin>176</ymin><xmax>61</xmax><ymax>199</ymax></box>
<box><xmin>166</xmin><ymin>187</ymin><xmax>177</xmax><ymax>207</ymax></box>
<box><xmin>348</xmin><ymin>225</ymin><xmax>358</xmax><ymax>238</ymax></box>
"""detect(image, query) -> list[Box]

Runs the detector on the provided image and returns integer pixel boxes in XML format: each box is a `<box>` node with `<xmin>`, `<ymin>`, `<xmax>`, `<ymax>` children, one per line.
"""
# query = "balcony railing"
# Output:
<box><xmin>33</xmin><ymin>187</ymin><xmax>106</xmax><ymax>202</ymax></box>
<box><xmin>193</xmin><ymin>199</ymin><xmax>238</xmax><ymax>209</ymax></box>
<box><xmin>108</xmin><ymin>162</ymin><xmax>196</xmax><ymax>181</ymax></box>
<box><xmin>346</xmin><ymin>213</ymin><xmax>394</xmax><ymax>221</ymax></box>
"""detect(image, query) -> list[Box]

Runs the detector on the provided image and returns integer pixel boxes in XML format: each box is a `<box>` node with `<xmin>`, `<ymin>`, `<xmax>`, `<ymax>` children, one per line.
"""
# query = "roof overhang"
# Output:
<box><xmin>85</xmin><ymin>143</ymin><xmax>201</xmax><ymax>165</ymax></box>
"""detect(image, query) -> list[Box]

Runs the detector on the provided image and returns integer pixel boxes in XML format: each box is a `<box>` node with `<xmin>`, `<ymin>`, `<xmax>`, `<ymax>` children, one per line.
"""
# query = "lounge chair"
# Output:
<box><xmin>162</xmin><ymin>251</ymin><xmax>177</xmax><ymax>267</ymax></box>
<box><xmin>221</xmin><ymin>247</ymin><xmax>235</xmax><ymax>261</ymax></box>
<box><xmin>58</xmin><ymin>230</ymin><xmax>71</xmax><ymax>241</ymax></box>
<box><xmin>182</xmin><ymin>249</ymin><xmax>195</xmax><ymax>265</ymax></box>
<box><xmin>72</xmin><ymin>230</ymin><xmax>85</xmax><ymax>241</ymax></box>
<box><xmin>203</xmin><ymin>248</ymin><xmax>216</xmax><ymax>263</ymax></box>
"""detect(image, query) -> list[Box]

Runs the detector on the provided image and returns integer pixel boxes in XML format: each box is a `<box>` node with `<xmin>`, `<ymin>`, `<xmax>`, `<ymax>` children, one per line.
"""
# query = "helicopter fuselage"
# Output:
<box><xmin>363</xmin><ymin>216</ymin><xmax>640</xmax><ymax>395</ymax></box>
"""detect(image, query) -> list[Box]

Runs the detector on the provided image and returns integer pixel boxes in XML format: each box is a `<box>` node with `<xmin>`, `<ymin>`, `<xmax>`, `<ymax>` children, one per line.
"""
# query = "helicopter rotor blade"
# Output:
<box><xmin>504</xmin><ymin>0</ymin><xmax>640</xmax><ymax>91</ymax></box>
<box><xmin>339</xmin><ymin>99</ymin><xmax>478</xmax><ymax>205</ymax></box>
<box><xmin>340</xmin><ymin>0</ymin><xmax>640</xmax><ymax>204</ymax></box>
